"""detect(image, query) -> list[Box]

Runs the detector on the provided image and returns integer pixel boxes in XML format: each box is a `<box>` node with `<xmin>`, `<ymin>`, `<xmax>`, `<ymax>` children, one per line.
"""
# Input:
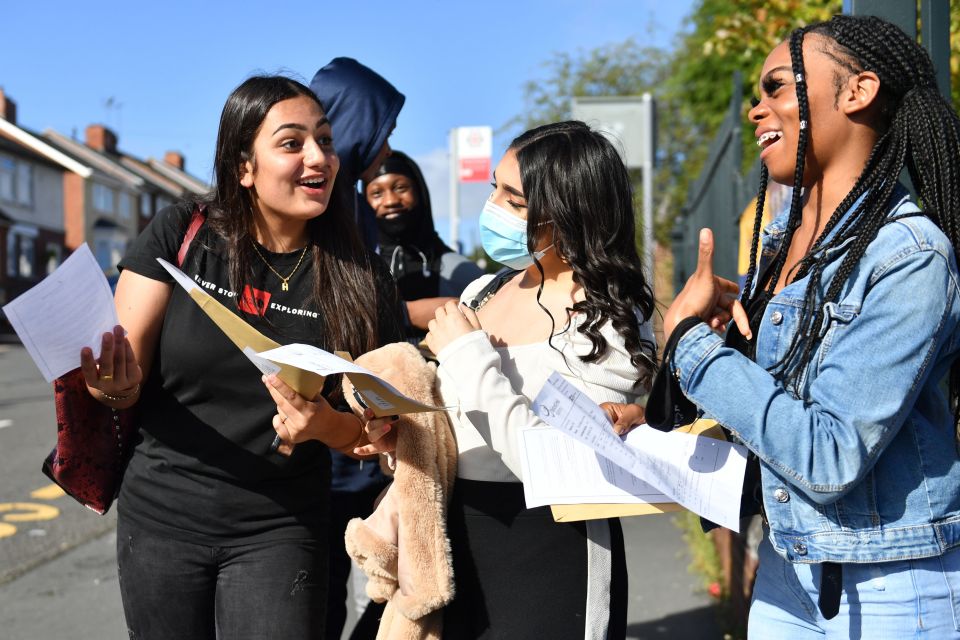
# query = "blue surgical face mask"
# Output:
<box><xmin>479</xmin><ymin>200</ymin><xmax>552</xmax><ymax>269</ymax></box>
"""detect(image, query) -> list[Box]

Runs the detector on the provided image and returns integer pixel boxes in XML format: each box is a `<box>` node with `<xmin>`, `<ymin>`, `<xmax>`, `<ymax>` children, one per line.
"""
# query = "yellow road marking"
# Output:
<box><xmin>0</xmin><ymin>522</ymin><xmax>16</xmax><ymax>538</ymax></box>
<box><xmin>0</xmin><ymin>502</ymin><xmax>60</xmax><ymax>522</ymax></box>
<box><xmin>30</xmin><ymin>484</ymin><xmax>66</xmax><ymax>500</ymax></box>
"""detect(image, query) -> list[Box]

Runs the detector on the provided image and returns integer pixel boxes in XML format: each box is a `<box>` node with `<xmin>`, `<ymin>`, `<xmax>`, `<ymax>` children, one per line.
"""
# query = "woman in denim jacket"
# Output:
<box><xmin>654</xmin><ymin>15</ymin><xmax>960</xmax><ymax>638</ymax></box>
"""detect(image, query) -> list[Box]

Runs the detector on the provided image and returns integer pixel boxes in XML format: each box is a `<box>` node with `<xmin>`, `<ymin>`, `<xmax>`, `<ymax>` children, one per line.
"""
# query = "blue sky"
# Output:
<box><xmin>2</xmin><ymin>0</ymin><xmax>693</xmax><ymax>250</ymax></box>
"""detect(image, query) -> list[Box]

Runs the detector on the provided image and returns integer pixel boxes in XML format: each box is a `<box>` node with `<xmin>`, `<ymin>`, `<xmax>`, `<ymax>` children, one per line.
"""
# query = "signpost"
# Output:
<box><xmin>448</xmin><ymin>126</ymin><xmax>492</xmax><ymax>251</ymax></box>
<box><xmin>571</xmin><ymin>94</ymin><xmax>657</xmax><ymax>287</ymax></box>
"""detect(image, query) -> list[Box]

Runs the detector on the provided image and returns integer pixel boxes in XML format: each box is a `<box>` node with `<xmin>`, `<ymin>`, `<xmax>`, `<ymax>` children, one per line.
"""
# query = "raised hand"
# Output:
<box><xmin>80</xmin><ymin>324</ymin><xmax>143</xmax><ymax>407</ymax></box>
<box><xmin>663</xmin><ymin>228</ymin><xmax>751</xmax><ymax>340</ymax></box>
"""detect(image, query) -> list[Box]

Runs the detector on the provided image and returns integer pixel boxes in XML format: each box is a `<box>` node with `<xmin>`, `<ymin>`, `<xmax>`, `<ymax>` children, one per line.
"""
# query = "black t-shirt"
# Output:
<box><xmin>117</xmin><ymin>204</ymin><xmax>403</xmax><ymax>545</ymax></box>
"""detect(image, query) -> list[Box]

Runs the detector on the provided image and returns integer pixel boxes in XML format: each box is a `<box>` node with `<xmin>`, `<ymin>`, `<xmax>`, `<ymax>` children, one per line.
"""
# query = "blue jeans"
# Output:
<box><xmin>116</xmin><ymin>516</ymin><xmax>327</xmax><ymax>640</ymax></box>
<box><xmin>749</xmin><ymin>536</ymin><xmax>960</xmax><ymax>639</ymax></box>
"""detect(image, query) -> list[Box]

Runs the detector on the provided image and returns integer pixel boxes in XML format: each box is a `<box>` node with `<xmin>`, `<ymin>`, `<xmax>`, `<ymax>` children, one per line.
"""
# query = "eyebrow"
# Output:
<box><xmin>759</xmin><ymin>65</ymin><xmax>793</xmax><ymax>87</ymax></box>
<box><xmin>492</xmin><ymin>170</ymin><xmax>524</xmax><ymax>198</ymax></box>
<box><xmin>272</xmin><ymin>117</ymin><xmax>330</xmax><ymax>136</ymax></box>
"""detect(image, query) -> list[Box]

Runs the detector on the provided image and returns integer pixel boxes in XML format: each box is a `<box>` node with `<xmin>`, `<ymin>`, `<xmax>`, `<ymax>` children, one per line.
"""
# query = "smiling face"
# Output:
<box><xmin>365</xmin><ymin>173</ymin><xmax>418</xmax><ymax>220</ymax></box>
<box><xmin>748</xmin><ymin>35</ymin><xmax>866</xmax><ymax>187</ymax></box>
<box><xmin>239</xmin><ymin>95</ymin><xmax>339</xmax><ymax>225</ymax></box>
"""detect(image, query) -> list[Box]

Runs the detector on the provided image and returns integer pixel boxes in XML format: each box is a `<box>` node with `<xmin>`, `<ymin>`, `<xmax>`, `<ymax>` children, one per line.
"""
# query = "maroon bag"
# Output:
<box><xmin>43</xmin><ymin>370</ymin><xmax>137</xmax><ymax>514</ymax></box>
<box><xmin>42</xmin><ymin>206</ymin><xmax>206</xmax><ymax>514</ymax></box>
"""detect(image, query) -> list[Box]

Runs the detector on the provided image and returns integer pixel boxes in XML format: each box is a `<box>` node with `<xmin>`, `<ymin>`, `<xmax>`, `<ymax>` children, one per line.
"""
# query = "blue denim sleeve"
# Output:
<box><xmin>672</xmin><ymin>246</ymin><xmax>958</xmax><ymax>504</ymax></box>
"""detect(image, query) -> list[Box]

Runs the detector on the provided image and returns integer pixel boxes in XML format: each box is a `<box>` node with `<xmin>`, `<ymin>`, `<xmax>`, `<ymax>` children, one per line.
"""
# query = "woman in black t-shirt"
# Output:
<box><xmin>77</xmin><ymin>76</ymin><xmax>403</xmax><ymax>639</ymax></box>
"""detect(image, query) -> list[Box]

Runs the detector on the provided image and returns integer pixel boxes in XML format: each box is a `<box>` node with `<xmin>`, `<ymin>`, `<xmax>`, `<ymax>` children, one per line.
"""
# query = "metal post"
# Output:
<box><xmin>448</xmin><ymin>129</ymin><xmax>460</xmax><ymax>251</ymax></box>
<box><xmin>843</xmin><ymin>0</ymin><xmax>917</xmax><ymax>37</ymax></box>
<box><xmin>921</xmin><ymin>0</ymin><xmax>952</xmax><ymax>100</ymax></box>
<box><xmin>641</xmin><ymin>93</ymin><xmax>655</xmax><ymax>288</ymax></box>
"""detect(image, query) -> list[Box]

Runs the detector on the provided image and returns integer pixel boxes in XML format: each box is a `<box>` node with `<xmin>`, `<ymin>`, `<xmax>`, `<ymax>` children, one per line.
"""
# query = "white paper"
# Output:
<box><xmin>530</xmin><ymin>372</ymin><xmax>748</xmax><ymax>531</ymax></box>
<box><xmin>257</xmin><ymin>343</ymin><xmax>445</xmax><ymax>413</ymax></box>
<box><xmin>2</xmin><ymin>244</ymin><xmax>118</xmax><ymax>382</ymax></box>
<box><xmin>242</xmin><ymin>346</ymin><xmax>281</xmax><ymax>376</ymax></box>
<box><xmin>157</xmin><ymin>257</ymin><xmax>199</xmax><ymax>293</ymax></box>
<box><xmin>520</xmin><ymin>428</ymin><xmax>671</xmax><ymax>506</ymax></box>
<box><xmin>259</xmin><ymin>343</ymin><xmax>376</xmax><ymax>378</ymax></box>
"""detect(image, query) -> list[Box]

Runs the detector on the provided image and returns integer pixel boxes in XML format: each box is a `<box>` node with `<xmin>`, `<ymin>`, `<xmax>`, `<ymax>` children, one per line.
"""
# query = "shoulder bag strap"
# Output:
<box><xmin>176</xmin><ymin>205</ymin><xmax>207</xmax><ymax>268</ymax></box>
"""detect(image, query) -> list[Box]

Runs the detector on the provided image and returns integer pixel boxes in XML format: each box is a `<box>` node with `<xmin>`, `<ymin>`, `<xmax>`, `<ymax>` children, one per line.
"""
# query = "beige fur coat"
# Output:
<box><xmin>342</xmin><ymin>342</ymin><xmax>457</xmax><ymax>640</ymax></box>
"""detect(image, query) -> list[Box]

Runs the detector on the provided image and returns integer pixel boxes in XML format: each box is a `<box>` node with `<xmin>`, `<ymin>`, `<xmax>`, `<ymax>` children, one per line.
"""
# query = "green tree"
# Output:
<box><xmin>505</xmin><ymin>39</ymin><xmax>682</xmax><ymax>252</ymax></box>
<box><xmin>511</xmin><ymin>1</ymin><xmax>960</xmax><ymax>251</ymax></box>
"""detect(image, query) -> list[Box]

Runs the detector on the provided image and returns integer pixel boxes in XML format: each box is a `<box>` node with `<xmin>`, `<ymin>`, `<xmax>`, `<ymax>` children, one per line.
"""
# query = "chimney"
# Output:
<box><xmin>164</xmin><ymin>151</ymin><xmax>185</xmax><ymax>171</ymax></box>
<box><xmin>85</xmin><ymin>124</ymin><xmax>118</xmax><ymax>153</ymax></box>
<box><xmin>0</xmin><ymin>88</ymin><xmax>17</xmax><ymax>124</ymax></box>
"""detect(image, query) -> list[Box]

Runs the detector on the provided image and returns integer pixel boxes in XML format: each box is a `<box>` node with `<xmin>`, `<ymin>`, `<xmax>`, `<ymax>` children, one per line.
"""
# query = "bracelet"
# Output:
<box><xmin>331</xmin><ymin>414</ymin><xmax>365</xmax><ymax>452</ymax></box>
<box><xmin>99</xmin><ymin>383</ymin><xmax>141</xmax><ymax>402</ymax></box>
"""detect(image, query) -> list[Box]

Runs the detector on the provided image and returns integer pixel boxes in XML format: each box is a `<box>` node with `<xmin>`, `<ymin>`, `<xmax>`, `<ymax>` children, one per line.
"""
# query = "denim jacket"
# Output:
<box><xmin>673</xmin><ymin>187</ymin><xmax>960</xmax><ymax>564</ymax></box>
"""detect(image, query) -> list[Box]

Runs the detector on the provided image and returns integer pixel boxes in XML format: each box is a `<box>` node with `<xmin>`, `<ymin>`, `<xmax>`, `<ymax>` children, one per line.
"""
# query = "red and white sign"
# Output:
<box><xmin>456</xmin><ymin>126</ymin><xmax>492</xmax><ymax>183</ymax></box>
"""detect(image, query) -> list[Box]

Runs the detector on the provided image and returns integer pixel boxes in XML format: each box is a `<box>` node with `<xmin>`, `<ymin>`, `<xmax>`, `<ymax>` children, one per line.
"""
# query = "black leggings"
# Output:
<box><xmin>116</xmin><ymin>516</ymin><xmax>328</xmax><ymax>640</ymax></box>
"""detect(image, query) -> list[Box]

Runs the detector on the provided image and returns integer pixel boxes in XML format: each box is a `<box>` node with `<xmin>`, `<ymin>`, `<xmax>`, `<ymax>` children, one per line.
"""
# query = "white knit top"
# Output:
<box><xmin>436</xmin><ymin>274</ymin><xmax>655</xmax><ymax>483</ymax></box>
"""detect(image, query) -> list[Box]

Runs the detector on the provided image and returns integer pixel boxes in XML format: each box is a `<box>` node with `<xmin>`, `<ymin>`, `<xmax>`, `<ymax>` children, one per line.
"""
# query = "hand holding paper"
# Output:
<box><xmin>3</xmin><ymin>244</ymin><xmax>119</xmax><ymax>382</ymax></box>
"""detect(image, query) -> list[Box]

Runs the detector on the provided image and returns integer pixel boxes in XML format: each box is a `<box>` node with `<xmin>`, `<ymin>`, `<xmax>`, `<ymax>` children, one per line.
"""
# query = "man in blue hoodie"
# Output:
<box><xmin>309</xmin><ymin>58</ymin><xmax>404</xmax><ymax>639</ymax></box>
<box><xmin>311</xmin><ymin>57</ymin><xmax>405</xmax><ymax>252</ymax></box>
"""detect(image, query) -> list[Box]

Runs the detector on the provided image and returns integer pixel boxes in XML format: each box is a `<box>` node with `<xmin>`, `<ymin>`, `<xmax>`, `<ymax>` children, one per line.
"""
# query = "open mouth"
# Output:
<box><xmin>298</xmin><ymin>177</ymin><xmax>328</xmax><ymax>190</ymax></box>
<box><xmin>757</xmin><ymin>130</ymin><xmax>783</xmax><ymax>150</ymax></box>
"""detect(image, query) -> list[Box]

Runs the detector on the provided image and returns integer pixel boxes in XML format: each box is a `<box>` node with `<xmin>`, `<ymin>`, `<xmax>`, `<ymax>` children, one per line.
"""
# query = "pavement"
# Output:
<box><xmin>0</xmin><ymin>512</ymin><xmax>722</xmax><ymax>639</ymax></box>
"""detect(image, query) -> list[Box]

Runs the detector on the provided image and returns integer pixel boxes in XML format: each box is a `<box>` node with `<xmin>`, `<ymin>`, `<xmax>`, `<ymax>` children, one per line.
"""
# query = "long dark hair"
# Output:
<box><xmin>511</xmin><ymin>121</ymin><xmax>657</xmax><ymax>381</ymax></box>
<box><xmin>741</xmin><ymin>15</ymin><xmax>960</xmax><ymax>402</ymax></box>
<box><xmin>201</xmin><ymin>75</ymin><xmax>381</xmax><ymax>356</ymax></box>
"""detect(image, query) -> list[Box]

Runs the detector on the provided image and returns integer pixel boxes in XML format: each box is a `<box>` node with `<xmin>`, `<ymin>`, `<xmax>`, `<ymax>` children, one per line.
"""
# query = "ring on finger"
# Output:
<box><xmin>101</xmin><ymin>374</ymin><xmax>113</xmax><ymax>381</ymax></box>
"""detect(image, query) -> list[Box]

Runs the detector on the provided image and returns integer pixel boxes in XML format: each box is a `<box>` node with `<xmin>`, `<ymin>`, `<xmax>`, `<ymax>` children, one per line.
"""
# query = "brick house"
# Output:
<box><xmin>0</xmin><ymin>89</ymin><xmax>91</xmax><ymax>307</ymax></box>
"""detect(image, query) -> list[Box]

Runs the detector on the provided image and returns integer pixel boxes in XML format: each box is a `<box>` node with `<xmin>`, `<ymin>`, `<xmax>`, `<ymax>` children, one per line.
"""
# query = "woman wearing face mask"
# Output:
<box><xmin>423</xmin><ymin>121</ymin><xmax>656</xmax><ymax>639</ymax></box>
<box><xmin>364</xmin><ymin>151</ymin><xmax>483</xmax><ymax>342</ymax></box>
<box><xmin>78</xmin><ymin>76</ymin><xmax>402</xmax><ymax>639</ymax></box>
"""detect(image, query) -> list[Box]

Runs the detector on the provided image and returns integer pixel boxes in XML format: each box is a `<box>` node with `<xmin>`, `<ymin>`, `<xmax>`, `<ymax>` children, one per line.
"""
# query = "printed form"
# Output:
<box><xmin>524</xmin><ymin>372</ymin><xmax>748</xmax><ymax>531</ymax></box>
<box><xmin>3</xmin><ymin>244</ymin><xmax>118</xmax><ymax>382</ymax></box>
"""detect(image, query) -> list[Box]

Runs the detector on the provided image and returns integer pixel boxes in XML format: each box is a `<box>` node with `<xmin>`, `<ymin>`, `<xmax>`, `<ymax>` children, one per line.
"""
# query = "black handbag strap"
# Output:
<box><xmin>465</xmin><ymin>268</ymin><xmax>519</xmax><ymax>312</ymax></box>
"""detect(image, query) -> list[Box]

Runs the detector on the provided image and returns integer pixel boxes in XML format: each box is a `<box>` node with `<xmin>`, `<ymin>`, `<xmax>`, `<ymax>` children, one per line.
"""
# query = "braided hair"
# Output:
<box><xmin>740</xmin><ymin>15</ymin><xmax>960</xmax><ymax>405</ymax></box>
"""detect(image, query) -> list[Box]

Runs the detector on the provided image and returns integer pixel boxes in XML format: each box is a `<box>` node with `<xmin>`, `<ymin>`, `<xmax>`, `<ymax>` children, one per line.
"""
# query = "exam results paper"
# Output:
<box><xmin>2</xmin><ymin>244</ymin><xmax>118</xmax><ymax>383</ymax></box>
<box><xmin>525</xmin><ymin>372</ymin><xmax>748</xmax><ymax>531</ymax></box>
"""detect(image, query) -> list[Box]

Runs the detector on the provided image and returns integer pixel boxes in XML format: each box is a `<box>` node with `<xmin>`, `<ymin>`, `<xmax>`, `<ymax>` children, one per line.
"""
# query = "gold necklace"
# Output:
<box><xmin>251</xmin><ymin>241</ymin><xmax>309</xmax><ymax>291</ymax></box>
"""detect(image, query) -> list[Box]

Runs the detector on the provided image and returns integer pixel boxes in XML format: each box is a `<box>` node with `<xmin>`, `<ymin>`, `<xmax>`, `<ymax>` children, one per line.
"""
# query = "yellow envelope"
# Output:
<box><xmin>550</xmin><ymin>419</ymin><xmax>728</xmax><ymax>522</ymax></box>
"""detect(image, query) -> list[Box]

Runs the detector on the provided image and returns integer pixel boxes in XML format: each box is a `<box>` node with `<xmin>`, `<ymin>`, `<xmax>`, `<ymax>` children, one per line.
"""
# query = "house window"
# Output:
<box><xmin>5</xmin><ymin>225</ymin><xmax>37</xmax><ymax>278</ymax></box>
<box><xmin>0</xmin><ymin>155</ymin><xmax>33</xmax><ymax>206</ymax></box>
<box><xmin>45</xmin><ymin>243</ymin><xmax>62</xmax><ymax>274</ymax></box>
<box><xmin>140</xmin><ymin>192</ymin><xmax>152</xmax><ymax>217</ymax></box>
<box><xmin>93</xmin><ymin>183</ymin><xmax>115</xmax><ymax>213</ymax></box>
<box><xmin>16</xmin><ymin>162</ymin><xmax>31</xmax><ymax>205</ymax></box>
<box><xmin>118</xmin><ymin>192</ymin><xmax>132</xmax><ymax>219</ymax></box>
